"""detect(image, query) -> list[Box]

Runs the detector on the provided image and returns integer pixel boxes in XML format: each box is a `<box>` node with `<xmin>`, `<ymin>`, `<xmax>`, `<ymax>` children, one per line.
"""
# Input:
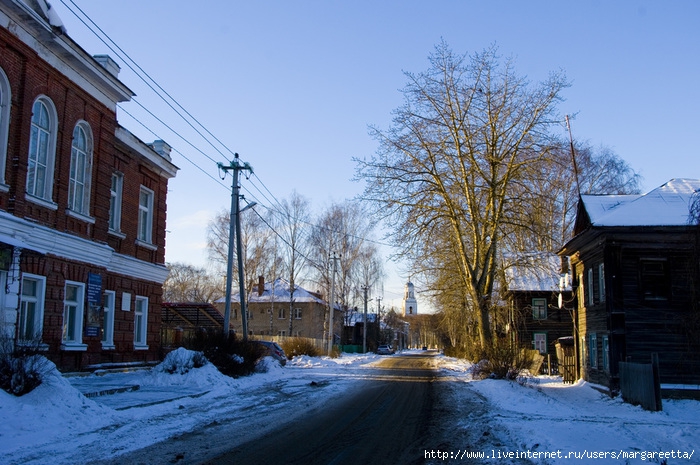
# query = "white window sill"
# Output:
<box><xmin>66</xmin><ymin>209</ymin><xmax>96</xmax><ymax>224</ymax></box>
<box><xmin>108</xmin><ymin>229</ymin><xmax>127</xmax><ymax>240</ymax></box>
<box><xmin>134</xmin><ymin>344</ymin><xmax>149</xmax><ymax>351</ymax></box>
<box><xmin>61</xmin><ymin>343</ymin><xmax>88</xmax><ymax>351</ymax></box>
<box><xmin>0</xmin><ymin>182</ymin><xmax>8</xmax><ymax>193</ymax></box>
<box><xmin>26</xmin><ymin>194</ymin><xmax>58</xmax><ymax>211</ymax></box>
<box><xmin>101</xmin><ymin>343</ymin><xmax>115</xmax><ymax>350</ymax></box>
<box><xmin>135</xmin><ymin>239</ymin><xmax>158</xmax><ymax>251</ymax></box>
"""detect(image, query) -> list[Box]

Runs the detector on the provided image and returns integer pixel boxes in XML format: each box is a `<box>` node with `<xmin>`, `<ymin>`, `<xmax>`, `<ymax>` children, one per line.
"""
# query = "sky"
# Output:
<box><xmin>49</xmin><ymin>0</ymin><xmax>700</xmax><ymax>311</ymax></box>
<box><xmin>1</xmin><ymin>349</ymin><xmax>698</xmax><ymax>464</ymax></box>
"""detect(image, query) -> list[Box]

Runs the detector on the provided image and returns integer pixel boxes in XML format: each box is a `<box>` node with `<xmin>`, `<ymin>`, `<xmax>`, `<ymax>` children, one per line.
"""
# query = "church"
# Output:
<box><xmin>402</xmin><ymin>281</ymin><xmax>418</xmax><ymax>317</ymax></box>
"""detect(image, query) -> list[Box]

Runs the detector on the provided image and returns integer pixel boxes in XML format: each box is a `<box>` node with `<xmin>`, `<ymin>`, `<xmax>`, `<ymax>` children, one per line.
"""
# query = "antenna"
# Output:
<box><xmin>565</xmin><ymin>115</ymin><xmax>581</xmax><ymax>197</ymax></box>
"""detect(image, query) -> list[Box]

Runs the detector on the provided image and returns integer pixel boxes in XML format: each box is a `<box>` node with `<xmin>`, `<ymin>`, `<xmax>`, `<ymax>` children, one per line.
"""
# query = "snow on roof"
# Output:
<box><xmin>581</xmin><ymin>178</ymin><xmax>700</xmax><ymax>227</ymax></box>
<box><xmin>215</xmin><ymin>278</ymin><xmax>327</xmax><ymax>305</ymax></box>
<box><xmin>504</xmin><ymin>253</ymin><xmax>567</xmax><ymax>292</ymax></box>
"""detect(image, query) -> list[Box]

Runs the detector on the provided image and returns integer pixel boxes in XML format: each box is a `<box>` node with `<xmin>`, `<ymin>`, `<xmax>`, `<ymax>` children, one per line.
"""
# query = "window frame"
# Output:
<box><xmin>137</xmin><ymin>186</ymin><xmax>154</xmax><ymax>244</ymax></box>
<box><xmin>62</xmin><ymin>280</ymin><xmax>87</xmax><ymax>350</ymax></box>
<box><xmin>278</xmin><ymin>308</ymin><xmax>286</xmax><ymax>319</ymax></box>
<box><xmin>601</xmin><ymin>334</ymin><xmax>610</xmax><ymax>371</ymax></box>
<box><xmin>67</xmin><ymin>121</ymin><xmax>93</xmax><ymax>218</ymax></box>
<box><xmin>532</xmin><ymin>297</ymin><xmax>547</xmax><ymax>320</ymax></box>
<box><xmin>102</xmin><ymin>290</ymin><xmax>116</xmax><ymax>349</ymax></box>
<box><xmin>293</xmin><ymin>307</ymin><xmax>302</xmax><ymax>320</ymax></box>
<box><xmin>26</xmin><ymin>96</ymin><xmax>58</xmax><ymax>207</ymax></box>
<box><xmin>598</xmin><ymin>263</ymin><xmax>605</xmax><ymax>303</ymax></box>
<box><xmin>589</xmin><ymin>333</ymin><xmax>598</xmax><ymax>369</ymax></box>
<box><xmin>533</xmin><ymin>332</ymin><xmax>547</xmax><ymax>354</ymax></box>
<box><xmin>587</xmin><ymin>268</ymin><xmax>594</xmax><ymax>306</ymax></box>
<box><xmin>0</xmin><ymin>66</ymin><xmax>11</xmax><ymax>189</ymax></box>
<box><xmin>19</xmin><ymin>273</ymin><xmax>46</xmax><ymax>343</ymax></box>
<box><xmin>109</xmin><ymin>172</ymin><xmax>124</xmax><ymax>234</ymax></box>
<box><xmin>640</xmin><ymin>258</ymin><xmax>669</xmax><ymax>301</ymax></box>
<box><xmin>134</xmin><ymin>295</ymin><xmax>149</xmax><ymax>349</ymax></box>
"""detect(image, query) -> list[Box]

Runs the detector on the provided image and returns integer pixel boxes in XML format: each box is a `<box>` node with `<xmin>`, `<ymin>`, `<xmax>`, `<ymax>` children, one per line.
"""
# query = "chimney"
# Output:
<box><xmin>258</xmin><ymin>276</ymin><xmax>265</xmax><ymax>296</ymax></box>
<box><xmin>93</xmin><ymin>54</ymin><xmax>120</xmax><ymax>78</ymax></box>
<box><xmin>148</xmin><ymin>140</ymin><xmax>172</xmax><ymax>161</ymax></box>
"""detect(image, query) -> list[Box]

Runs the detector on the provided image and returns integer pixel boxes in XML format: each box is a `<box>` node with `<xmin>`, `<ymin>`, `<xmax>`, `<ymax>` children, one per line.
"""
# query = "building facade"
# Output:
<box><xmin>559</xmin><ymin>179</ymin><xmax>700</xmax><ymax>388</ymax></box>
<box><xmin>503</xmin><ymin>254</ymin><xmax>574</xmax><ymax>361</ymax></box>
<box><xmin>0</xmin><ymin>1</ymin><xmax>178</xmax><ymax>371</ymax></box>
<box><xmin>217</xmin><ymin>277</ymin><xmax>341</xmax><ymax>341</ymax></box>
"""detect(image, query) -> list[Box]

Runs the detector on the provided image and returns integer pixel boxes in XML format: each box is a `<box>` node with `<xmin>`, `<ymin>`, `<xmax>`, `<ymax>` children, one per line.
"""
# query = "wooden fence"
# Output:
<box><xmin>619</xmin><ymin>354</ymin><xmax>662</xmax><ymax>411</ymax></box>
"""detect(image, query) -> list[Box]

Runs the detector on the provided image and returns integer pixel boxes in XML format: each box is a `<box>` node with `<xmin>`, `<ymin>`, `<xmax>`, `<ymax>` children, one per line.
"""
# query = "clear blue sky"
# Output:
<box><xmin>52</xmin><ymin>0</ymin><xmax>700</xmax><ymax>310</ymax></box>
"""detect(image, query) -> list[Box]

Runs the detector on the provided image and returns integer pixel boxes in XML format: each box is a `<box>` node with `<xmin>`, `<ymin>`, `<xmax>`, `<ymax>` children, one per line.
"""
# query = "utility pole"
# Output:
<box><xmin>328</xmin><ymin>253</ymin><xmax>339</xmax><ymax>356</ymax></box>
<box><xmin>362</xmin><ymin>285</ymin><xmax>368</xmax><ymax>353</ymax></box>
<box><xmin>376</xmin><ymin>296</ymin><xmax>382</xmax><ymax>345</ymax></box>
<box><xmin>219</xmin><ymin>153</ymin><xmax>253</xmax><ymax>340</ymax></box>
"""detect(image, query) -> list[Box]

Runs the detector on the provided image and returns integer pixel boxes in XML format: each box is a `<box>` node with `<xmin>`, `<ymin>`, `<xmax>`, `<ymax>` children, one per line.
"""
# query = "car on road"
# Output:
<box><xmin>376</xmin><ymin>345</ymin><xmax>395</xmax><ymax>355</ymax></box>
<box><xmin>252</xmin><ymin>340</ymin><xmax>287</xmax><ymax>366</ymax></box>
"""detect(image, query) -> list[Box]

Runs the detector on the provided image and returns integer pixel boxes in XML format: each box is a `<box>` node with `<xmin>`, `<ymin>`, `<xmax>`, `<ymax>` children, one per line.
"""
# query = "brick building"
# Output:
<box><xmin>216</xmin><ymin>277</ymin><xmax>342</xmax><ymax>341</ymax></box>
<box><xmin>0</xmin><ymin>1</ymin><xmax>178</xmax><ymax>370</ymax></box>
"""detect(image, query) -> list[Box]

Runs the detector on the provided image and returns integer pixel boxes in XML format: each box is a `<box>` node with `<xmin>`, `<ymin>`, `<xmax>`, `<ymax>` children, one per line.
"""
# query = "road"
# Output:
<box><xmin>204</xmin><ymin>352</ymin><xmax>440</xmax><ymax>464</ymax></box>
<box><xmin>95</xmin><ymin>352</ymin><xmax>530</xmax><ymax>465</ymax></box>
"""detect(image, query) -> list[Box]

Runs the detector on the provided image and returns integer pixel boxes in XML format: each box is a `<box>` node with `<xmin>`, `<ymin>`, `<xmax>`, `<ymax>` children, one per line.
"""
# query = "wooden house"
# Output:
<box><xmin>503</xmin><ymin>254</ymin><xmax>574</xmax><ymax>367</ymax></box>
<box><xmin>558</xmin><ymin>178</ymin><xmax>700</xmax><ymax>389</ymax></box>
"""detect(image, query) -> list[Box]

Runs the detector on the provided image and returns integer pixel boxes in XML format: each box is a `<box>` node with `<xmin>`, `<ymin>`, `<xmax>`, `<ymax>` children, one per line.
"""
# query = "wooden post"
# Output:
<box><xmin>651</xmin><ymin>353</ymin><xmax>662</xmax><ymax>411</ymax></box>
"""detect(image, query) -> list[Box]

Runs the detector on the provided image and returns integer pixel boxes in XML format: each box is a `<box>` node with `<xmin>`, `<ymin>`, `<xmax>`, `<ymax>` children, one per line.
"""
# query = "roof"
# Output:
<box><xmin>162</xmin><ymin>302</ymin><xmax>224</xmax><ymax>329</ymax></box>
<box><xmin>580</xmin><ymin>178</ymin><xmax>700</xmax><ymax>227</ymax></box>
<box><xmin>216</xmin><ymin>278</ymin><xmax>328</xmax><ymax>305</ymax></box>
<box><xmin>504</xmin><ymin>253</ymin><xmax>569</xmax><ymax>292</ymax></box>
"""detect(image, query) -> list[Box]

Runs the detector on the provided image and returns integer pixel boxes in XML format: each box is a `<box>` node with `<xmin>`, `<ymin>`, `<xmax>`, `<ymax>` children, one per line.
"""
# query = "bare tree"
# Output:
<box><xmin>163</xmin><ymin>262</ymin><xmax>220</xmax><ymax>303</ymax></box>
<box><xmin>275</xmin><ymin>191</ymin><xmax>312</xmax><ymax>336</ymax></box>
<box><xmin>206</xmin><ymin>208</ymin><xmax>281</xmax><ymax>303</ymax></box>
<box><xmin>308</xmin><ymin>201</ymin><xmax>381</xmax><ymax>339</ymax></box>
<box><xmin>355</xmin><ymin>43</ymin><xmax>569</xmax><ymax>349</ymax></box>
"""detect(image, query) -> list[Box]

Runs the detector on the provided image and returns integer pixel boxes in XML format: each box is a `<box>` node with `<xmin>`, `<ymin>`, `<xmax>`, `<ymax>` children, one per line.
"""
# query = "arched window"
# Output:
<box><xmin>26</xmin><ymin>96</ymin><xmax>57</xmax><ymax>205</ymax></box>
<box><xmin>68</xmin><ymin>121</ymin><xmax>93</xmax><ymax>216</ymax></box>
<box><xmin>0</xmin><ymin>66</ymin><xmax>11</xmax><ymax>188</ymax></box>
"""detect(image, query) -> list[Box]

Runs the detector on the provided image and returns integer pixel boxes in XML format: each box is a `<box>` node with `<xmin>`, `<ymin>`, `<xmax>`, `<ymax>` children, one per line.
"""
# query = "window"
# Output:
<box><xmin>26</xmin><ymin>97</ymin><xmax>57</xmax><ymax>203</ymax></box>
<box><xmin>293</xmin><ymin>308</ymin><xmax>302</xmax><ymax>320</ymax></box>
<box><xmin>589</xmin><ymin>333</ymin><xmax>598</xmax><ymax>369</ymax></box>
<box><xmin>134</xmin><ymin>296</ymin><xmax>148</xmax><ymax>348</ymax></box>
<box><xmin>67</xmin><ymin>122</ymin><xmax>93</xmax><ymax>216</ymax></box>
<box><xmin>19</xmin><ymin>274</ymin><xmax>46</xmax><ymax>342</ymax></box>
<box><xmin>137</xmin><ymin>186</ymin><xmax>154</xmax><ymax>243</ymax></box>
<box><xmin>598</xmin><ymin>263</ymin><xmax>605</xmax><ymax>303</ymax></box>
<box><xmin>532</xmin><ymin>298</ymin><xmax>547</xmax><ymax>320</ymax></box>
<box><xmin>602</xmin><ymin>335</ymin><xmax>610</xmax><ymax>371</ymax></box>
<box><xmin>533</xmin><ymin>332</ymin><xmax>547</xmax><ymax>354</ymax></box>
<box><xmin>63</xmin><ymin>281</ymin><xmax>86</xmax><ymax>349</ymax></box>
<box><xmin>640</xmin><ymin>259</ymin><xmax>669</xmax><ymax>301</ymax></box>
<box><xmin>0</xmin><ymin>67</ymin><xmax>11</xmax><ymax>187</ymax></box>
<box><xmin>577</xmin><ymin>273</ymin><xmax>585</xmax><ymax>308</ymax></box>
<box><xmin>587</xmin><ymin>268</ymin><xmax>594</xmax><ymax>305</ymax></box>
<box><xmin>109</xmin><ymin>172</ymin><xmax>123</xmax><ymax>233</ymax></box>
<box><xmin>102</xmin><ymin>290</ymin><xmax>115</xmax><ymax>349</ymax></box>
<box><xmin>277</xmin><ymin>330</ymin><xmax>286</xmax><ymax>337</ymax></box>
<box><xmin>278</xmin><ymin>308</ymin><xmax>285</xmax><ymax>319</ymax></box>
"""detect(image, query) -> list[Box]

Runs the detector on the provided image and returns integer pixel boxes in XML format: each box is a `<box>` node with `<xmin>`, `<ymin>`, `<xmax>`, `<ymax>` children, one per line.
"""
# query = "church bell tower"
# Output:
<box><xmin>402</xmin><ymin>281</ymin><xmax>417</xmax><ymax>317</ymax></box>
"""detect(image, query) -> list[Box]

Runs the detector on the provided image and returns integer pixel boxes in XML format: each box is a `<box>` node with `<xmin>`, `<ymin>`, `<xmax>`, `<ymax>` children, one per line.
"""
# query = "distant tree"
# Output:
<box><xmin>206</xmin><ymin>208</ymin><xmax>282</xmax><ymax>303</ymax></box>
<box><xmin>356</xmin><ymin>42</ymin><xmax>569</xmax><ymax>349</ymax></box>
<box><xmin>275</xmin><ymin>191</ymin><xmax>312</xmax><ymax>336</ymax></box>
<box><xmin>163</xmin><ymin>262</ymin><xmax>220</xmax><ymax>303</ymax></box>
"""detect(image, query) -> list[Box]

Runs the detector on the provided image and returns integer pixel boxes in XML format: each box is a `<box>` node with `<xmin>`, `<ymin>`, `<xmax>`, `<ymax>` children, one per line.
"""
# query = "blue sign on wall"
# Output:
<box><xmin>87</xmin><ymin>273</ymin><xmax>102</xmax><ymax>304</ymax></box>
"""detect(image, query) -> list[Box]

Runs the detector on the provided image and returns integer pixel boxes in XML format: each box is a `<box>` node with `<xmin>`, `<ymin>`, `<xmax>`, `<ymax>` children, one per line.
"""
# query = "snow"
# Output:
<box><xmin>582</xmin><ymin>178</ymin><xmax>700</xmax><ymax>227</ymax></box>
<box><xmin>1</xmin><ymin>349</ymin><xmax>699</xmax><ymax>464</ymax></box>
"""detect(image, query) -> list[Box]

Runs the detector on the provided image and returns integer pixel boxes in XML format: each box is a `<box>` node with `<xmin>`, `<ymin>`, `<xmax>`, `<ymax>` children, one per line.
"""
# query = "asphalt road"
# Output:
<box><xmin>204</xmin><ymin>352</ymin><xmax>440</xmax><ymax>465</ymax></box>
<box><xmin>94</xmin><ymin>352</ymin><xmax>530</xmax><ymax>465</ymax></box>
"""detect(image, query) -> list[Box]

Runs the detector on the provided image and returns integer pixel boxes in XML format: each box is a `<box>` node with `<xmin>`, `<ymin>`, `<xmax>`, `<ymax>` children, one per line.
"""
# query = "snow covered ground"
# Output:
<box><xmin>1</xmin><ymin>349</ymin><xmax>698</xmax><ymax>464</ymax></box>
